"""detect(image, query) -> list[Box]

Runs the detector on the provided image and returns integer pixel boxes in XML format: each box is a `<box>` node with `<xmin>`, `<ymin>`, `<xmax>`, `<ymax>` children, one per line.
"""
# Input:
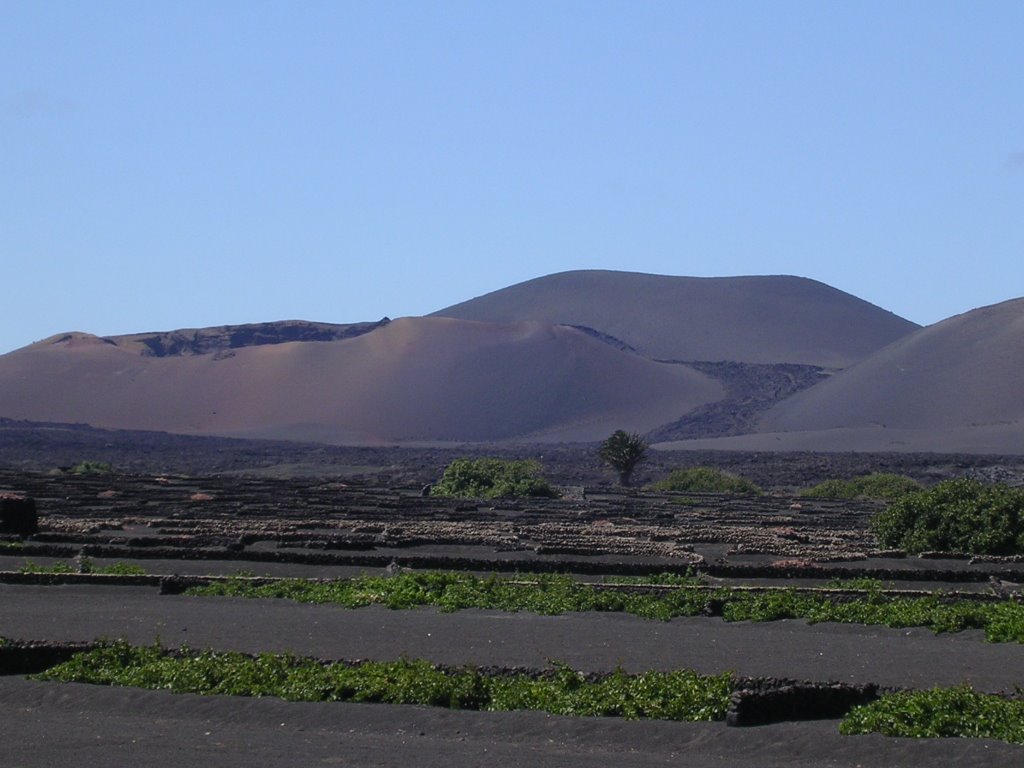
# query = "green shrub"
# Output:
<box><xmin>841</xmin><ymin>686</ymin><xmax>1024</xmax><ymax>743</ymax></box>
<box><xmin>871</xmin><ymin>479</ymin><xmax>1024</xmax><ymax>555</ymax></box>
<box><xmin>71</xmin><ymin>461</ymin><xmax>113</xmax><ymax>475</ymax></box>
<box><xmin>17</xmin><ymin>559</ymin><xmax>145</xmax><ymax>575</ymax></box>
<box><xmin>801</xmin><ymin>473</ymin><xmax>922</xmax><ymax>500</ymax></box>
<box><xmin>19</xmin><ymin>560</ymin><xmax>76</xmax><ymax>574</ymax></box>
<box><xmin>430</xmin><ymin>458</ymin><xmax>557</xmax><ymax>499</ymax></box>
<box><xmin>189</xmin><ymin>571</ymin><xmax>709</xmax><ymax>620</ymax></box>
<box><xmin>36</xmin><ymin>642</ymin><xmax>732</xmax><ymax>722</ymax></box>
<box><xmin>651</xmin><ymin>467</ymin><xmax>761</xmax><ymax>495</ymax></box>
<box><xmin>92</xmin><ymin>561</ymin><xmax>147</xmax><ymax>575</ymax></box>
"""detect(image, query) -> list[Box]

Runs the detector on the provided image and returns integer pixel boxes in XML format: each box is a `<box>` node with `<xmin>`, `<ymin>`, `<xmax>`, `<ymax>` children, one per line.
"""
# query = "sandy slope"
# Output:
<box><xmin>654</xmin><ymin>424</ymin><xmax>1024</xmax><ymax>455</ymax></box>
<box><xmin>654</xmin><ymin>297</ymin><xmax>1024</xmax><ymax>453</ymax></box>
<box><xmin>760</xmin><ymin>298</ymin><xmax>1024</xmax><ymax>432</ymax></box>
<box><xmin>432</xmin><ymin>270</ymin><xmax>919</xmax><ymax>367</ymax></box>
<box><xmin>0</xmin><ymin>317</ymin><xmax>723</xmax><ymax>443</ymax></box>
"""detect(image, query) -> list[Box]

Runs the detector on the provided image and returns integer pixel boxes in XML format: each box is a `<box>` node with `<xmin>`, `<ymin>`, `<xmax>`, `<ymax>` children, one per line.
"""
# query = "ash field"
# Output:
<box><xmin>2</xmin><ymin>427</ymin><xmax>1024</xmax><ymax>767</ymax></box>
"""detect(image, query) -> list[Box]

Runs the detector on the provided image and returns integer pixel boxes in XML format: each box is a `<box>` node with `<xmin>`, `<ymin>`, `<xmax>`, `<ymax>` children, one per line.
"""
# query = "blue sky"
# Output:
<box><xmin>2</xmin><ymin>1</ymin><xmax>1022</xmax><ymax>353</ymax></box>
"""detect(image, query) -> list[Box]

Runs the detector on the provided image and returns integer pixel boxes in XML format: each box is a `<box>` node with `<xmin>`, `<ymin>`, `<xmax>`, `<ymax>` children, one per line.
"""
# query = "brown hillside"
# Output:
<box><xmin>0</xmin><ymin>318</ymin><xmax>723</xmax><ymax>444</ymax></box>
<box><xmin>759</xmin><ymin>297</ymin><xmax>1024</xmax><ymax>433</ymax></box>
<box><xmin>658</xmin><ymin>297</ymin><xmax>1024</xmax><ymax>453</ymax></box>
<box><xmin>432</xmin><ymin>270</ymin><xmax>919</xmax><ymax>368</ymax></box>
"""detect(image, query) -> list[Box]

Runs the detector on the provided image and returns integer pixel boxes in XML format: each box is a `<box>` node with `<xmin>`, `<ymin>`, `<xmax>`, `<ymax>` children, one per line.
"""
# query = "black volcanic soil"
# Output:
<box><xmin>3</xmin><ymin>418</ymin><xmax>1022</xmax><ymax>489</ymax></box>
<box><xmin>2</xmin><ymin>433</ymin><xmax>1024</xmax><ymax>766</ymax></box>
<box><xmin>3</xmin><ymin>584</ymin><xmax>1023</xmax><ymax>767</ymax></box>
<box><xmin>5</xmin><ymin>585</ymin><xmax>1023</xmax><ymax>691</ymax></box>
<box><xmin>646</xmin><ymin>360</ymin><xmax>829</xmax><ymax>441</ymax></box>
<box><xmin>5</xmin><ymin>676</ymin><xmax>1020</xmax><ymax>768</ymax></box>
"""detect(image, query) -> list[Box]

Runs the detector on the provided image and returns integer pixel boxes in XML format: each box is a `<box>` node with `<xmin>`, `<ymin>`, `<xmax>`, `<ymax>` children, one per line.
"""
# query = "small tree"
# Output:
<box><xmin>600</xmin><ymin>430</ymin><xmax>648</xmax><ymax>487</ymax></box>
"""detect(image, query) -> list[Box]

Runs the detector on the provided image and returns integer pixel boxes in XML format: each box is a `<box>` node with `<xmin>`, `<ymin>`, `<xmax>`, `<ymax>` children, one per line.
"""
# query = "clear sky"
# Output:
<box><xmin>2</xmin><ymin>1</ymin><xmax>1022</xmax><ymax>353</ymax></box>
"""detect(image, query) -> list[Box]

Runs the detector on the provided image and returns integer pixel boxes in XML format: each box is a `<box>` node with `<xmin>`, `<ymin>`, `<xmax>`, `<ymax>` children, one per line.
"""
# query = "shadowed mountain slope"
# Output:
<box><xmin>432</xmin><ymin>271</ymin><xmax>919</xmax><ymax>368</ymax></box>
<box><xmin>658</xmin><ymin>297</ymin><xmax>1024</xmax><ymax>453</ymax></box>
<box><xmin>759</xmin><ymin>297</ymin><xmax>1024</xmax><ymax>433</ymax></box>
<box><xmin>0</xmin><ymin>317</ymin><xmax>723</xmax><ymax>444</ymax></box>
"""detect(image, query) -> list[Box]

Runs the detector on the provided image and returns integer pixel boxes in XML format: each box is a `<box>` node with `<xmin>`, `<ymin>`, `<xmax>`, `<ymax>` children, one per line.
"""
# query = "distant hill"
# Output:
<box><xmin>0</xmin><ymin>317</ymin><xmax>723</xmax><ymax>444</ymax></box>
<box><xmin>759</xmin><ymin>297</ymin><xmax>1024</xmax><ymax>432</ymax></box>
<box><xmin>432</xmin><ymin>270</ymin><xmax>919</xmax><ymax>368</ymax></box>
<box><xmin>17</xmin><ymin>272</ymin><xmax>1018</xmax><ymax>452</ymax></box>
<box><xmin>658</xmin><ymin>297</ymin><xmax>1024</xmax><ymax>453</ymax></box>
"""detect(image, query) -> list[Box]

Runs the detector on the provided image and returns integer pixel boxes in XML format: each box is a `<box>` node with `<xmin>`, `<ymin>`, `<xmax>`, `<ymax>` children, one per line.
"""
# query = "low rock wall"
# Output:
<box><xmin>0</xmin><ymin>641</ymin><xmax>97</xmax><ymax>675</ymax></box>
<box><xmin>0</xmin><ymin>497</ymin><xmax>38</xmax><ymax>536</ymax></box>
<box><xmin>726</xmin><ymin>678</ymin><xmax>887</xmax><ymax>726</ymax></box>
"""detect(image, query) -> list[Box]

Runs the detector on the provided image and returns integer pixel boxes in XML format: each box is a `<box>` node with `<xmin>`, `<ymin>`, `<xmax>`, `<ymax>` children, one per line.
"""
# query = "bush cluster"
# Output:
<box><xmin>430</xmin><ymin>458</ymin><xmax>557</xmax><ymax>499</ymax></box>
<box><xmin>871</xmin><ymin>479</ymin><xmax>1024</xmax><ymax>555</ymax></box>
<box><xmin>191</xmin><ymin>571</ymin><xmax>708</xmax><ymax>620</ymax></box>
<box><xmin>650</xmin><ymin>467</ymin><xmax>761</xmax><ymax>495</ymax></box>
<box><xmin>19</xmin><ymin>559</ymin><xmax>146</xmax><ymax>575</ymax></box>
<box><xmin>801</xmin><ymin>473</ymin><xmax>922</xmax><ymax>501</ymax></box>
<box><xmin>841</xmin><ymin>685</ymin><xmax>1024</xmax><ymax>743</ymax></box>
<box><xmin>37</xmin><ymin>642</ymin><xmax>732</xmax><ymax>722</ymax></box>
<box><xmin>70</xmin><ymin>461</ymin><xmax>113</xmax><ymax>475</ymax></box>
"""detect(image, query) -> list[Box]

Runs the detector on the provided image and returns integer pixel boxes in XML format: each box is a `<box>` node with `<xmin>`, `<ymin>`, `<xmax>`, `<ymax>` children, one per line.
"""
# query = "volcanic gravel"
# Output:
<box><xmin>3</xmin><ymin>464</ymin><xmax>1024</xmax><ymax>766</ymax></box>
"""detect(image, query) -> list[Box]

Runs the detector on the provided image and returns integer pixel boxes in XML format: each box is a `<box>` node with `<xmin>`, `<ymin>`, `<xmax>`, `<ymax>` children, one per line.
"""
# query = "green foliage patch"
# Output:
<box><xmin>651</xmin><ymin>467</ymin><xmax>761</xmax><ymax>495</ymax></box>
<box><xmin>801</xmin><ymin>473</ymin><xmax>922</xmax><ymax>501</ymax></box>
<box><xmin>19</xmin><ymin>560</ymin><xmax>75</xmax><ymax>574</ymax></box>
<box><xmin>872</xmin><ymin>479</ymin><xmax>1024</xmax><ymax>555</ymax></box>
<box><xmin>824</xmin><ymin>576</ymin><xmax>887</xmax><ymax>591</ymax></box>
<box><xmin>189</xmin><ymin>572</ymin><xmax>709</xmax><ymax>621</ymax></box>
<box><xmin>18</xmin><ymin>559</ymin><xmax>146</xmax><ymax>575</ymax></box>
<box><xmin>187</xmin><ymin>572</ymin><xmax>1024</xmax><ymax>642</ymax></box>
<box><xmin>36</xmin><ymin>641</ymin><xmax>732</xmax><ymax>722</ymax></box>
<box><xmin>841</xmin><ymin>686</ymin><xmax>1024</xmax><ymax>743</ymax></box>
<box><xmin>90</xmin><ymin>561</ymin><xmax>147</xmax><ymax>575</ymax></box>
<box><xmin>720</xmin><ymin>589</ymin><xmax>1024</xmax><ymax>642</ymax></box>
<box><xmin>430</xmin><ymin>458</ymin><xmax>557</xmax><ymax>499</ymax></box>
<box><xmin>70</xmin><ymin>461</ymin><xmax>114</xmax><ymax>475</ymax></box>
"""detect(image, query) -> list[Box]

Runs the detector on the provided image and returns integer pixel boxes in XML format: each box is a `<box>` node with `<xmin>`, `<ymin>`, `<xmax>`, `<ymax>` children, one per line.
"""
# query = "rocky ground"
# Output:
<box><xmin>4</xmin><ymin>417</ymin><xmax>1024</xmax><ymax>489</ymax></box>
<box><xmin>2</xmin><ymin>442</ymin><xmax>1024</xmax><ymax>766</ymax></box>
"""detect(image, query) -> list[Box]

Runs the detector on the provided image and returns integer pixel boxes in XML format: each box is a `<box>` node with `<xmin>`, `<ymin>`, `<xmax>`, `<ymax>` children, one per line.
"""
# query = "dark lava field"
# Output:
<box><xmin>3</xmin><ymin>466</ymin><xmax>1024</xmax><ymax>583</ymax></box>
<box><xmin>2</xmin><ymin>422</ymin><xmax>1024</xmax><ymax>767</ymax></box>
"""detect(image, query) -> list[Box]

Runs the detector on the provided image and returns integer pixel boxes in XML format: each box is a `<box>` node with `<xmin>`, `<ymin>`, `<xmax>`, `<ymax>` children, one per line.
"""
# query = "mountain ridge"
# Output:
<box><xmin>0</xmin><ymin>316</ymin><xmax>723</xmax><ymax>444</ymax></box>
<box><xmin>432</xmin><ymin>270</ymin><xmax>919</xmax><ymax>368</ymax></box>
<box><xmin>3</xmin><ymin>270</ymin><xmax>1017</xmax><ymax>452</ymax></box>
<box><xmin>30</xmin><ymin>319</ymin><xmax>391</xmax><ymax>358</ymax></box>
<box><xmin>658</xmin><ymin>296</ymin><xmax>1024</xmax><ymax>453</ymax></box>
